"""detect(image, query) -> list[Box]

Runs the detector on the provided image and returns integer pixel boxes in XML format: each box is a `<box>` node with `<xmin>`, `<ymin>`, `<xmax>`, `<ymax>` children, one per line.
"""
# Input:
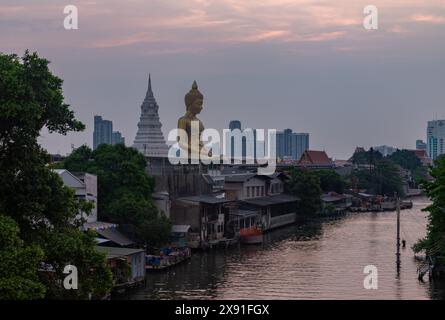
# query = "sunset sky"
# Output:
<box><xmin>1</xmin><ymin>0</ymin><xmax>445</xmax><ymax>158</ymax></box>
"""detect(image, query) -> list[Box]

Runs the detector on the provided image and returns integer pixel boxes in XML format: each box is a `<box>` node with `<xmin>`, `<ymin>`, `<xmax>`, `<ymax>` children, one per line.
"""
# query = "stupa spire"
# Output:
<box><xmin>148</xmin><ymin>74</ymin><xmax>152</xmax><ymax>92</ymax></box>
<box><xmin>133</xmin><ymin>75</ymin><xmax>169</xmax><ymax>157</ymax></box>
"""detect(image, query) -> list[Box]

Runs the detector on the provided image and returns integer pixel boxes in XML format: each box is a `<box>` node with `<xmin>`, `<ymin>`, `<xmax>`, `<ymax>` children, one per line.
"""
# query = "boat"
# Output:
<box><xmin>146</xmin><ymin>247</ymin><xmax>191</xmax><ymax>270</ymax></box>
<box><xmin>240</xmin><ymin>225</ymin><xmax>263</xmax><ymax>244</ymax></box>
<box><xmin>229</xmin><ymin>210</ymin><xmax>264</xmax><ymax>244</ymax></box>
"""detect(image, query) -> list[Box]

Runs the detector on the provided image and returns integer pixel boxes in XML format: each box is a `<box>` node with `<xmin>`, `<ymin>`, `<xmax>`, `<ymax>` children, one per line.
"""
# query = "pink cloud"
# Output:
<box><xmin>410</xmin><ymin>14</ymin><xmax>445</xmax><ymax>24</ymax></box>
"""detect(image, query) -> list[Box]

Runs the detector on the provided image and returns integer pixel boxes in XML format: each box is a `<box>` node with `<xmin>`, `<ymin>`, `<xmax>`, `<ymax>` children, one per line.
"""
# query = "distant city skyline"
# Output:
<box><xmin>3</xmin><ymin>0</ymin><xmax>441</xmax><ymax>159</ymax></box>
<box><xmin>93</xmin><ymin>115</ymin><xmax>125</xmax><ymax>149</ymax></box>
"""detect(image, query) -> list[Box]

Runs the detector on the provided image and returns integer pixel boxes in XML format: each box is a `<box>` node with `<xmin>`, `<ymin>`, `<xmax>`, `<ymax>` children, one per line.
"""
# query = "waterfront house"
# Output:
<box><xmin>222</xmin><ymin>172</ymin><xmax>298</xmax><ymax>231</ymax></box>
<box><xmin>321</xmin><ymin>192</ymin><xmax>353</xmax><ymax>214</ymax></box>
<box><xmin>96</xmin><ymin>246</ymin><xmax>146</xmax><ymax>290</ymax></box>
<box><xmin>171</xmin><ymin>224</ymin><xmax>192</xmax><ymax>248</ymax></box>
<box><xmin>170</xmin><ymin>194</ymin><xmax>237</xmax><ymax>249</ymax></box>
<box><xmin>52</xmin><ymin>169</ymin><xmax>98</xmax><ymax>223</ymax></box>
<box><xmin>239</xmin><ymin>194</ymin><xmax>300</xmax><ymax>230</ymax></box>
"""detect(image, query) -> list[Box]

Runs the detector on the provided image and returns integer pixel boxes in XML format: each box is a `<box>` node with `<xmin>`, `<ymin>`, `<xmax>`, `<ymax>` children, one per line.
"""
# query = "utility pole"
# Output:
<box><xmin>396</xmin><ymin>194</ymin><xmax>401</xmax><ymax>274</ymax></box>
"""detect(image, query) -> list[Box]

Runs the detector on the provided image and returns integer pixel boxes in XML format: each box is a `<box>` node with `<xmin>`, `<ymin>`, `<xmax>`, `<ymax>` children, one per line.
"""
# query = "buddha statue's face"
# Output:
<box><xmin>189</xmin><ymin>98</ymin><xmax>203</xmax><ymax>115</ymax></box>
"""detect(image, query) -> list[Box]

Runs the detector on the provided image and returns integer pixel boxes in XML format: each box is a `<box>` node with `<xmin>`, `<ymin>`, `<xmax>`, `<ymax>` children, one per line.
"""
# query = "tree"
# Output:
<box><xmin>0</xmin><ymin>51</ymin><xmax>113</xmax><ymax>299</ymax></box>
<box><xmin>352</xmin><ymin>148</ymin><xmax>383</xmax><ymax>165</ymax></box>
<box><xmin>349</xmin><ymin>159</ymin><xmax>404</xmax><ymax>196</ymax></box>
<box><xmin>60</xmin><ymin>144</ymin><xmax>171</xmax><ymax>247</ymax></box>
<box><xmin>413</xmin><ymin>156</ymin><xmax>445</xmax><ymax>257</ymax></box>
<box><xmin>286</xmin><ymin>168</ymin><xmax>322</xmax><ymax>216</ymax></box>
<box><xmin>0</xmin><ymin>215</ymin><xmax>45</xmax><ymax>300</ymax></box>
<box><xmin>387</xmin><ymin>149</ymin><xmax>422</xmax><ymax>172</ymax></box>
<box><xmin>314</xmin><ymin>170</ymin><xmax>346</xmax><ymax>194</ymax></box>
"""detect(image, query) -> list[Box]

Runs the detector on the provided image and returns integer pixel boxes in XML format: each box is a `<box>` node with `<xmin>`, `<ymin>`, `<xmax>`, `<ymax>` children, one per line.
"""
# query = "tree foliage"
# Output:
<box><xmin>349</xmin><ymin>159</ymin><xmax>404</xmax><ymax>196</ymax></box>
<box><xmin>387</xmin><ymin>149</ymin><xmax>422</xmax><ymax>171</ymax></box>
<box><xmin>413</xmin><ymin>156</ymin><xmax>445</xmax><ymax>256</ymax></box>
<box><xmin>60</xmin><ymin>144</ymin><xmax>171</xmax><ymax>247</ymax></box>
<box><xmin>314</xmin><ymin>170</ymin><xmax>346</xmax><ymax>194</ymax></box>
<box><xmin>351</xmin><ymin>147</ymin><xmax>383</xmax><ymax>165</ymax></box>
<box><xmin>0</xmin><ymin>215</ymin><xmax>45</xmax><ymax>299</ymax></box>
<box><xmin>0</xmin><ymin>51</ymin><xmax>113</xmax><ymax>299</ymax></box>
<box><xmin>286</xmin><ymin>168</ymin><xmax>322</xmax><ymax>216</ymax></box>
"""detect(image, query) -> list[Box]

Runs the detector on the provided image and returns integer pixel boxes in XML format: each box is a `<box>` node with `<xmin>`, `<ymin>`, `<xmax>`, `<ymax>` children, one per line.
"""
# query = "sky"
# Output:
<box><xmin>1</xmin><ymin>0</ymin><xmax>445</xmax><ymax>159</ymax></box>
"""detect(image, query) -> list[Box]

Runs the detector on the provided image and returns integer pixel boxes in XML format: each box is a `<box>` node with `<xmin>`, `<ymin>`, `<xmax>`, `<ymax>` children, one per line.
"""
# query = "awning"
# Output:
<box><xmin>172</xmin><ymin>225</ymin><xmax>191</xmax><ymax>233</ymax></box>
<box><xmin>96</xmin><ymin>228</ymin><xmax>134</xmax><ymax>246</ymax></box>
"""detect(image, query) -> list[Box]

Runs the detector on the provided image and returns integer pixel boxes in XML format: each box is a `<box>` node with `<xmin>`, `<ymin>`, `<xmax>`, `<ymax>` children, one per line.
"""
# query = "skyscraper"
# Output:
<box><xmin>112</xmin><ymin>131</ymin><xmax>125</xmax><ymax>146</ymax></box>
<box><xmin>225</xmin><ymin>120</ymin><xmax>261</xmax><ymax>161</ymax></box>
<box><xmin>416</xmin><ymin>139</ymin><xmax>427</xmax><ymax>151</ymax></box>
<box><xmin>93</xmin><ymin>116</ymin><xmax>125</xmax><ymax>150</ymax></box>
<box><xmin>427</xmin><ymin>120</ymin><xmax>445</xmax><ymax>160</ymax></box>
<box><xmin>133</xmin><ymin>75</ymin><xmax>169</xmax><ymax>157</ymax></box>
<box><xmin>93</xmin><ymin>115</ymin><xmax>112</xmax><ymax>150</ymax></box>
<box><xmin>276</xmin><ymin>129</ymin><xmax>309</xmax><ymax>161</ymax></box>
<box><xmin>229</xmin><ymin>120</ymin><xmax>241</xmax><ymax>131</ymax></box>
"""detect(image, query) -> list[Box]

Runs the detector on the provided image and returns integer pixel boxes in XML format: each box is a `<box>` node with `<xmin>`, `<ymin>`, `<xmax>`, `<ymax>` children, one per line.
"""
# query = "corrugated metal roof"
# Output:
<box><xmin>96</xmin><ymin>228</ymin><xmax>134</xmax><ymax>246</ymax></box>
<box><xmin>177</xmin><ymin>194</ymin><xmax>232</xmax><ymax>204</ymax></box>
<box><xmin>241</xmin><ymin>194</ymin><xmax>300</xmax><ymax>207</ymax></box>
<box><xmin>96</xmin><ymin>246</ymin><xmax>144</xmax><ymax>259</ymax></box>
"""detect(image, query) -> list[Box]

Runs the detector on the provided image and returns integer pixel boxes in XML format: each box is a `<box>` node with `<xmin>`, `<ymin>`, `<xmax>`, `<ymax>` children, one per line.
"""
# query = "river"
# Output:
<box><xmin>124</xmin><ymin>197</ymin><xmax>445</xmax><ymax>300</ymax></box>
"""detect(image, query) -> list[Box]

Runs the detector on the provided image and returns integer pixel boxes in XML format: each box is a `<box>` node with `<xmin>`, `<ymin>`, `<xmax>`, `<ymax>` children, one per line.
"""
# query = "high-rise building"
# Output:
<box><xmin>276</xmin><ymin>129</ymin><xmax>309</xmax><ymax>161</ymax></box>
<box><xmin>225</xmin><ymin>120</ymin><xmax>260</xmax><ymax>161</ymax></box>
<box><xmin>133</xmin><ymin>75</ymin><xmax>169</xmax><ymax>157</ymax></box>
<box><xmin>416</xmin><ymin>139</ymin><xmax>427</xmax><ymax>151</ymax></box>
<box><xmin>93</xmin><ymin>116</ymin><xmax>125</xmax><ymax>150</ymax></box>
<box><xmin>112</xmin><ymin>131</ymin><xmax>125</xmax><ymax>145</ymax></box>
<box><xmin>229</xmin><ymin>120</ymin><xmax>241</xmax><ymax>131</ymax></box>
<box><xmin>226</xmin><ymin>120</ymin><xmax>247</xmax><ymax>159</ymax></box>
<box><xmin>427</xmin><ymin>120</ymin><xmax>445</xmax><ymax>160</ymax></box>
<box><xmin>93</xmin><ymin>115</ymin><xmax>113</xmax><ymax>150</ymax></box>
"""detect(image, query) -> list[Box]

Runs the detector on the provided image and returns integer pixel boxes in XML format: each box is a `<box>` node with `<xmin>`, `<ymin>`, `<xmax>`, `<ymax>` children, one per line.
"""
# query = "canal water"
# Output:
<box><xmin>124</xmin><ymin>197</ymin><xmax>445</xmax><ymax>300</ymax></box>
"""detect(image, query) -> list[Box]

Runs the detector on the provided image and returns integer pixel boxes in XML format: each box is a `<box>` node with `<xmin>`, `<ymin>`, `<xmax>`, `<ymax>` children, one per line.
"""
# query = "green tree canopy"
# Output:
<box><xmin>286</xmin><ymin>168</ymin><xmax>322</xmax><ymax>216</ymax></box>
<box><xmin>0</xmin><ymin>215</ymin><xmax>45</xmax><ymax>299</ymax></box>
<box><xmin>349</xmin><ymin>159</ymin><xmax>404</xmax><ymax>196</ymax></box>
<box><xmin>387</xmin><ymin>149</ymin><xmax>422</xmax><ymax>171</ymax></box>
<box><xmin>413</xmin><ymin>156</ymin><xmax>445</xmax><ymax>257</ymax></box>
<box><xmin>60</xmin><ymin>144</ymin><xmax>171</xmax><ymax>247</ymax></box>
<box><xmin>351</xmin><ymin>147</ymin><xmax>383</xmax><ymax>165</ymax></box>
<box><xmin>0</xmin><ymin>51</ymin><xmax>113</xmax><ymax>299</ymax></box>
<box><xmin>314</xmin><ymin>170</ymin><xmax>346</xmax><ymax>194</ymax></box>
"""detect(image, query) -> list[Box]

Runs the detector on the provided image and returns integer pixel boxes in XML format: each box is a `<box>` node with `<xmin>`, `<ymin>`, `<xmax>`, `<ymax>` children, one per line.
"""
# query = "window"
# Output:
<box><xmin>246</xmin><ymin>187</ymin><xmax>250</xmax><ymax>198</ymax></box>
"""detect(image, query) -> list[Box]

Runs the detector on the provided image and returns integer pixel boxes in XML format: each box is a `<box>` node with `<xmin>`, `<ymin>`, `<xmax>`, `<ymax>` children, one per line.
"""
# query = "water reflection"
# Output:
<box><xmin>123</xmin><ymin>198</ymin><xmax>445</xmax><ymax>300</ymax></box>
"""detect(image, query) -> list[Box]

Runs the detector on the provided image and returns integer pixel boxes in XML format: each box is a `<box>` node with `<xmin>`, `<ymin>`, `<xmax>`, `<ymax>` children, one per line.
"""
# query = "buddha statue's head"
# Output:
<box><xmin>185</xmin><ymin>80</ymin><xmax>203</xmax><ymax>115</ymax></box>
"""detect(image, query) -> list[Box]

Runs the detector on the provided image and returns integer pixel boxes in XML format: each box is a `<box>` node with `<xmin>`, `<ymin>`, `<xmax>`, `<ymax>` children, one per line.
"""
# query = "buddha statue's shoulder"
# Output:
<box><xmin>177</xmin><ymin>114</ymin><xmax>190</xmax><ymax>126</ymax></box>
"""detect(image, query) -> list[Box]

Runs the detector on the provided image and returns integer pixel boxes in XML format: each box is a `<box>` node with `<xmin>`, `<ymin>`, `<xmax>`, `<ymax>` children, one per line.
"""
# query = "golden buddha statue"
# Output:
<box><xmin>177</xmin><ymin>80</ymin><xmax>211</xmax><ymax>161</ymax></box>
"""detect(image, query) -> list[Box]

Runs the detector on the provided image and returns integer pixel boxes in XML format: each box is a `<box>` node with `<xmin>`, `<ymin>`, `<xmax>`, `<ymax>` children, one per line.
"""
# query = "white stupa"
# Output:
<box><xmin>133</xmin><ymin>75</ymin><xmax>169</xmax><ymax>157</ymax></box>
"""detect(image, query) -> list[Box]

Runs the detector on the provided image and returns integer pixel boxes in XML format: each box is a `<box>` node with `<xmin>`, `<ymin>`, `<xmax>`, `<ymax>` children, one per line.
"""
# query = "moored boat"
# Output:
<box><xmin>240</xmin><ymin>226</ymin><xmax>263</xmax><ymax>244</ymax></box>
